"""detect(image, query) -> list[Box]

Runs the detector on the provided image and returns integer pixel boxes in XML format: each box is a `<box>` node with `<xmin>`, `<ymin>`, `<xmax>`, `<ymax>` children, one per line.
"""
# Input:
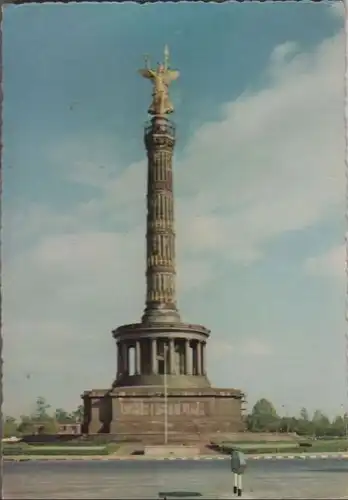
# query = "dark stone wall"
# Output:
<box><xmin>84</xmin><ymin>392</ymin><xmax>244</xmax><ymax>440</ymax></box>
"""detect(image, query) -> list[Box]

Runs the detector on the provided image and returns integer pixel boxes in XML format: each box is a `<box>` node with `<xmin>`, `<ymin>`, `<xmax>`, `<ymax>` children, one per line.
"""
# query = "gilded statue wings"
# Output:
<box><xmin>165</xmin><ymin>70</ymin><xmax>180</xmax><ymax>83</ymax></box>
<box><xmin>138</xmin><ymin>68</ymin><xmax>156</xmax><ymax>80</ymax></box>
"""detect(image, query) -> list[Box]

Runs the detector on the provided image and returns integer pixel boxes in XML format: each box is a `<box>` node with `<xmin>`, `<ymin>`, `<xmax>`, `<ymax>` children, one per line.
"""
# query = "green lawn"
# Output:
<box><xmin>30</xmin><ymin>446</ymin><xmax>104</xmax><ymax>451</ymax></box>
<box><xmin>308</xmin><ymin>439</ymin><xmax>348</xmax><ymax>451</ymax></box>
<box><xmin>3</xmin><ymin>444</ymin><xmax>111</xmax><ymax>456</ymax></box>
<box><xmin>5</xmin><ymin>439</ymin><xmax>348</xmax><ymax>457</ymax></box>
<box><xmin>224</xmin><ymin>442</ymin><xmax>299</xmax><ymax>451</ymax></box>
<box><xmin>217</xmin><ymin>439</ymin><xmax>348</xmax><ymax>455</ymax></box>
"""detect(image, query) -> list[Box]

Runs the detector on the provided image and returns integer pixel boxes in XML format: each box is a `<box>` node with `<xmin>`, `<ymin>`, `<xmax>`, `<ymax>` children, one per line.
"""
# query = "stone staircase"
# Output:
<box><xmin>113</xmin><ymin>441</ymin><xmax>224</xmax><ymax>457</ymax></box>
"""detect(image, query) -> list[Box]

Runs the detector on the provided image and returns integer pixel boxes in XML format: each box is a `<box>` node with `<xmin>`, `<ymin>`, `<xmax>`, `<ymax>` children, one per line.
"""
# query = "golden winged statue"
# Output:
<box><xmin>138</xmin><ymin>45</ymin><xmax>180</xmax><ymax>116</ymax></box>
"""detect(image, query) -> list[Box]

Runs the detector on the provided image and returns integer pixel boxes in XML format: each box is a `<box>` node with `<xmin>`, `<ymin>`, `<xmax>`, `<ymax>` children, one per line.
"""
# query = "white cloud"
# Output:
<box><xmin>48</xmin><ymin>32</ymin><xmax>344</xmax><ymax>265</ymax></box>
<box><xmin>178</xmin><ymin>35</ymin><xmax>343</xmax><ymax>261</ymax></box>
<box><xmin>305</xmin><ymin>244</ymin><xmax>345</xmax><ymax>280</ymax></box>
<box><xmin>268</xmin><ymin>41</ymin><xmax>299</xmax><ymax>70</ymax></box>
<box><xmin>3</xmin><ymin>30</ymin><xmax>344</xmax><ymax>415</ymax></box>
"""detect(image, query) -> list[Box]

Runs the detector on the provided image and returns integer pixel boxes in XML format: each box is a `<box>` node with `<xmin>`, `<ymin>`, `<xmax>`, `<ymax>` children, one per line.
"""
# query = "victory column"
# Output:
<box><xmin>82</xmin><ymin>47</ymin><xmax>245</xmax><ymax>440</ymax></box>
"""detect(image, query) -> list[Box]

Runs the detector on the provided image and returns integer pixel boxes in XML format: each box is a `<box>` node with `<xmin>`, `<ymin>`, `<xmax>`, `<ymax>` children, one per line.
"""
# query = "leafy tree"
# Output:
<box><xmin>32</xmin><ymin>396</ymin><xmax>51</xmax><ymax>421</ymax></box>
<box><xmin>38</xmin><ymin>420</ymin><xmax>59</xmax><ymax>434</ymax></box>
<box><xmin>71</xmin><ymin>404</ymin><xmax>84</xmax><ymax>422</ymax></box>
<box><xmin>17</xmin><ymin>415</ymin><xmax>35</xmax><ymax>434</ymax></box>
<box><xmin>299</xmin><ymin>407</ymin><xmax>309</xmax><ymax>421</ymax></box>
<box><xmin>253</xmin><ymin>398</ymin><xmax>278</xmax><ymax>417</ymax></box>
<box><xmin>21</xmin><ymin>397</ymin><xmax>58</xmax><ymax>434</ymax></box>
<box><xmin>296</xmin><ymin>418</ymin><xmax>314</xmax><ymax>436</ymax></box>
<box><xmin>4</xmin><ymin>398</ymin><xmax>86</xmax><ymax>437</ymax></box>
<box><xmin>3</xmin><ymin>416</ymin><xmax>19</xmax><ymax>437</ymax></box>
<box><xmin>245</xmin><ymin>414</ymin><xmax>252</xmax><ymax>431</ymax></box>
<box><xmin>312</xmin><ymin>410</ymin><xmax>331</xmax><ymax>436</ymax></box>
<box><xmin>279</xmin><ymin>416</ymin><xmax>298</xmax><ymax>433</ymax></box>
<box><xmin>296</xmin><ymin>407</ymin><xmax>313</xmax><ymax>435</ymax></box>
<box><xmin>249</xmin><ymin>398</ymin><xmax>279</xmax><ymax>432</ymax></box>
<box><xmin>330</xmin><ymin>416</ymin><xmax>346</xmax><ymax>437</ymax></box>
<box><xmin>313</xmin><ymin>410</ymin><xmax>331</xmax><ymax>424</ymax></box>
<box><xmin>17</xmin><ymin>414</ymin><xmax>58</xmax><ymax>435</ymax></box>
<box><xmin>54</xmin><ymin>408</ymin><xmax>72</xmax><ymax>423</ymax></box>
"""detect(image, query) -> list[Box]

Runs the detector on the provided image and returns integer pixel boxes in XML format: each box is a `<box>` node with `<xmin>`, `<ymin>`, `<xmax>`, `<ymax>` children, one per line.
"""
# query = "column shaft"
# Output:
<box><xmin>179</xmin><ymin>342</ymin><xmax>185</xmax><ymax>374</ymax></box>
<box><xmin>169</xmin><ymin>338</ymin><xmax>175</xmax><ymax>374</ymax></box>
<box><xmin>192</xmin><ymin>343</ymin><xmax>197</xmax><ymax>375</ymax></box>
<box><xmin>164</xmin><ymin>343</ymin><xmax>168</xmax><ymax>374</ymax></box>
<box><xmin>185</xmin><ymin>339</ymin><xmax>191</xmax><ymax>375</ymax></box>
<box><xmin>117</xmin><ymin>342</ymin><xmax>122</xmax><ymax>377</ymax></box>
<box><xmin>202</xmin><ymin>342</ymin><xmax>206</xmax><ymax>375</ymax></box>
<box><xmin>197</xmin><ymin>341</ymin><xmax>202</xmax><ymax>375</ymax></box>
<box><xmin>151</xmin><ymin>338</ymin><xmax>158</xmax><ymax>374</ymax></box>
<box><xmin>135</xmin><ymin>340</ymin><xmax>141</xmax><ymax>375</ymax></box>
<box><xmin>142</xmin><ymin>118</ymin><xmax>180</xmax><ymax>322</ymax></box>
<box><xmin>122</xmin><ymin>343</ymin><xmax>129</xmax><ymax>375</ymax></box>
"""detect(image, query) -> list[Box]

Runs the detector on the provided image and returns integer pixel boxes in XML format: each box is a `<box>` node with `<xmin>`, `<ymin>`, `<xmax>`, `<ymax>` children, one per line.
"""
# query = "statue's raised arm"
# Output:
<box><xmin>138</xmin><ymin>45</ymin><xmax>180</xmax><ymax>116</ymax></box>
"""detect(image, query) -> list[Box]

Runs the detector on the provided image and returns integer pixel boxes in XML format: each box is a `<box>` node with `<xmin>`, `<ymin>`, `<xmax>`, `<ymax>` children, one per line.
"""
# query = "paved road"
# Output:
<box><xmin>4</xmin><ymin>458</ymin><xmax>348</xmax><ymax>499</ymax></box>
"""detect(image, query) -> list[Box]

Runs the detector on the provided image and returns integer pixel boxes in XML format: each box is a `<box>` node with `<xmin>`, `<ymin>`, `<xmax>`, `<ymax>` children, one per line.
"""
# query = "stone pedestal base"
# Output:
<box><xmin>113</xmin><ymin>374</ymin><xmax>211</xmax><ymax>389</ymax></box>
<box><xmin>82</xmin><ymin>386</ymin><xmax>245</xmax><ymax>441</ymax></box>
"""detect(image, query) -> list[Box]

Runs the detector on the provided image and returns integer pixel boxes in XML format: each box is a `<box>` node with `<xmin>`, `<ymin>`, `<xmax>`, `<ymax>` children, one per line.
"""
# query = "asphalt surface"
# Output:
<box><xmin>4</xmin><ymin>458</ymin><xmax>348</xmax><ymax>499</ymax></box>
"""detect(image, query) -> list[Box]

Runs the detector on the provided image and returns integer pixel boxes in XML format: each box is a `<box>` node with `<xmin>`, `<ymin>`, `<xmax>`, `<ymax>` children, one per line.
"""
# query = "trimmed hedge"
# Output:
<box><xmin>220</xmin><ymin>442</ymin><xmax>299</xmax><ymax>451</ymax></box>
<box><xmin>3</xmin><ymin>446</ymin><xmax>110</xmax><ymax>456</ymax></box>
<box><xmin>218</xmin><ymin>443</ymin><xmax>348</xmax><ymax>455</ymax></box>
<box><xmin>218</xmin><ymin>445</ymin><xmax>302</xmax><ymax>455</ymax></box>
<box><xmin>22</xmin><ymin>441</ymin><xmax>92</xmax><ymax>447</ymax></box>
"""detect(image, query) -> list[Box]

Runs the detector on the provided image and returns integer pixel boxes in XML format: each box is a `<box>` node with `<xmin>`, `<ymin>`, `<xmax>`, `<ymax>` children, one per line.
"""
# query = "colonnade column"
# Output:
<box><xmin>202</xmin><ymin>342</ymin><xmax>206</xmax><ymax>375</ymax></box>
<box><xmin>185</xmin><ymin>339</ymin><xmax>191</xmax><ymax>375</ymax></box>
<box><xmin>135</xmin><ymin>340</ymin><xmax>141</xmax><ymax>375</ymax></box>
<box><xmin>117</xmin><ymin>341</ymin><xmax>122</xmax><ymax>377</ymax></box>
<box><xmin>122</xmin><ymin>343</ymin><xmax>129</xmax><ymax>376</ymax></box>
<box><xmin>117</xmin><ymin>337</ymin><xmax>207</xmax><ymax>377</ymax></box>
<box><xmin>169</xmin><ymin>338</ymin><xmax>175</xmax><ymax>374</ymax></box>
<box><xmin>151</xmin><ymin>338</ymin><xmax>158</xmax><ymax>374</ymax></box>
<box><xmin>196</xmin><ymin>340</ymin><xmax>202</xmax><ymax>375</ymax></box>
<box><xmin>192</xmin><ymin>343</ymin><xmax>197</xmax><ymax>375</ymax></box>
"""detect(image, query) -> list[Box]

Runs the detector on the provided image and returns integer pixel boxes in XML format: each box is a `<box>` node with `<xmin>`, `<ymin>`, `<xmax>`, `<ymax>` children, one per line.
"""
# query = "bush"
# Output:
<box><xmin>299</xmin><ymin>442</ymin><xmax>312</xmax><ymax>448</ymax></box>
<box><xmin>24</xmin><ymin>440</ymin><xmax>92</xmax><ymax>447</ymax></box>
<box><xmin>244</xmin><ymin>447</ymin><xmax>300</xmax><ymax>454</ymax></box>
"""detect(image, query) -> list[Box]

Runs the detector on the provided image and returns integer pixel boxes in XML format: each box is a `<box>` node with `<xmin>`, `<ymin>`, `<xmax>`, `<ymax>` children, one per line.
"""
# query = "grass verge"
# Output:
<box><xmin>3</xmin><ymin>445</ymin><xmax>110</xmax><ymax>456</ymax></box>
<box><xmin>214</xmin><ymin>439</ymin><xmax>348</xmax><ymax>455</ymax></box>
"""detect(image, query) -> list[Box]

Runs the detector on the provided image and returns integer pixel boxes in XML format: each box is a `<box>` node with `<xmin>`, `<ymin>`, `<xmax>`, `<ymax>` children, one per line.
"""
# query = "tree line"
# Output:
<box><xmin>246</xmin><ymin>398</ymin><xmax>347</xmax><ymax>437</ymax></box>
<box><xmin>3</xmin><ymin>397</ymin><xmax>83</xmax><ymax>437</ymax></box>
<box><xmin>3</xmin><ymin>396</ymin><xmax>347</xmax><ymax>438</ymax></box>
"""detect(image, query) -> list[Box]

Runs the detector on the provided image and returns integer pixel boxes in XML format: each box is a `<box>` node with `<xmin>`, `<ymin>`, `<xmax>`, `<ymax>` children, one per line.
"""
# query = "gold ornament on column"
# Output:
<box><xmin>138</xmin><ymin>45</ymin><xmax>180</xmax><ymax>116</ymax></box>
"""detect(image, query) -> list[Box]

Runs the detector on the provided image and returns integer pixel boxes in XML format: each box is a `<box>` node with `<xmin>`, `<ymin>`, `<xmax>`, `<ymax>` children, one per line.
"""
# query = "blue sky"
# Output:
<box><xmin>3</xmin><ymin>2</ymin><xmax>345</xmax><ymax>418</ymax></box>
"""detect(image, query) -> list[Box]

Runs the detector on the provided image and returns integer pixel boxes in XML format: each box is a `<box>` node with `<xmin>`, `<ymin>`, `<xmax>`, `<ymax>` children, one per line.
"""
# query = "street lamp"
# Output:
<box><xmin>341</xmin><ymin>404</ymin><xmax>347</xmax><ymax>438</ymax></box>
<box><xmin>158</xmin><ymin>343</ymin><xmax>168</xmax><ymax>445</ymax></box>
